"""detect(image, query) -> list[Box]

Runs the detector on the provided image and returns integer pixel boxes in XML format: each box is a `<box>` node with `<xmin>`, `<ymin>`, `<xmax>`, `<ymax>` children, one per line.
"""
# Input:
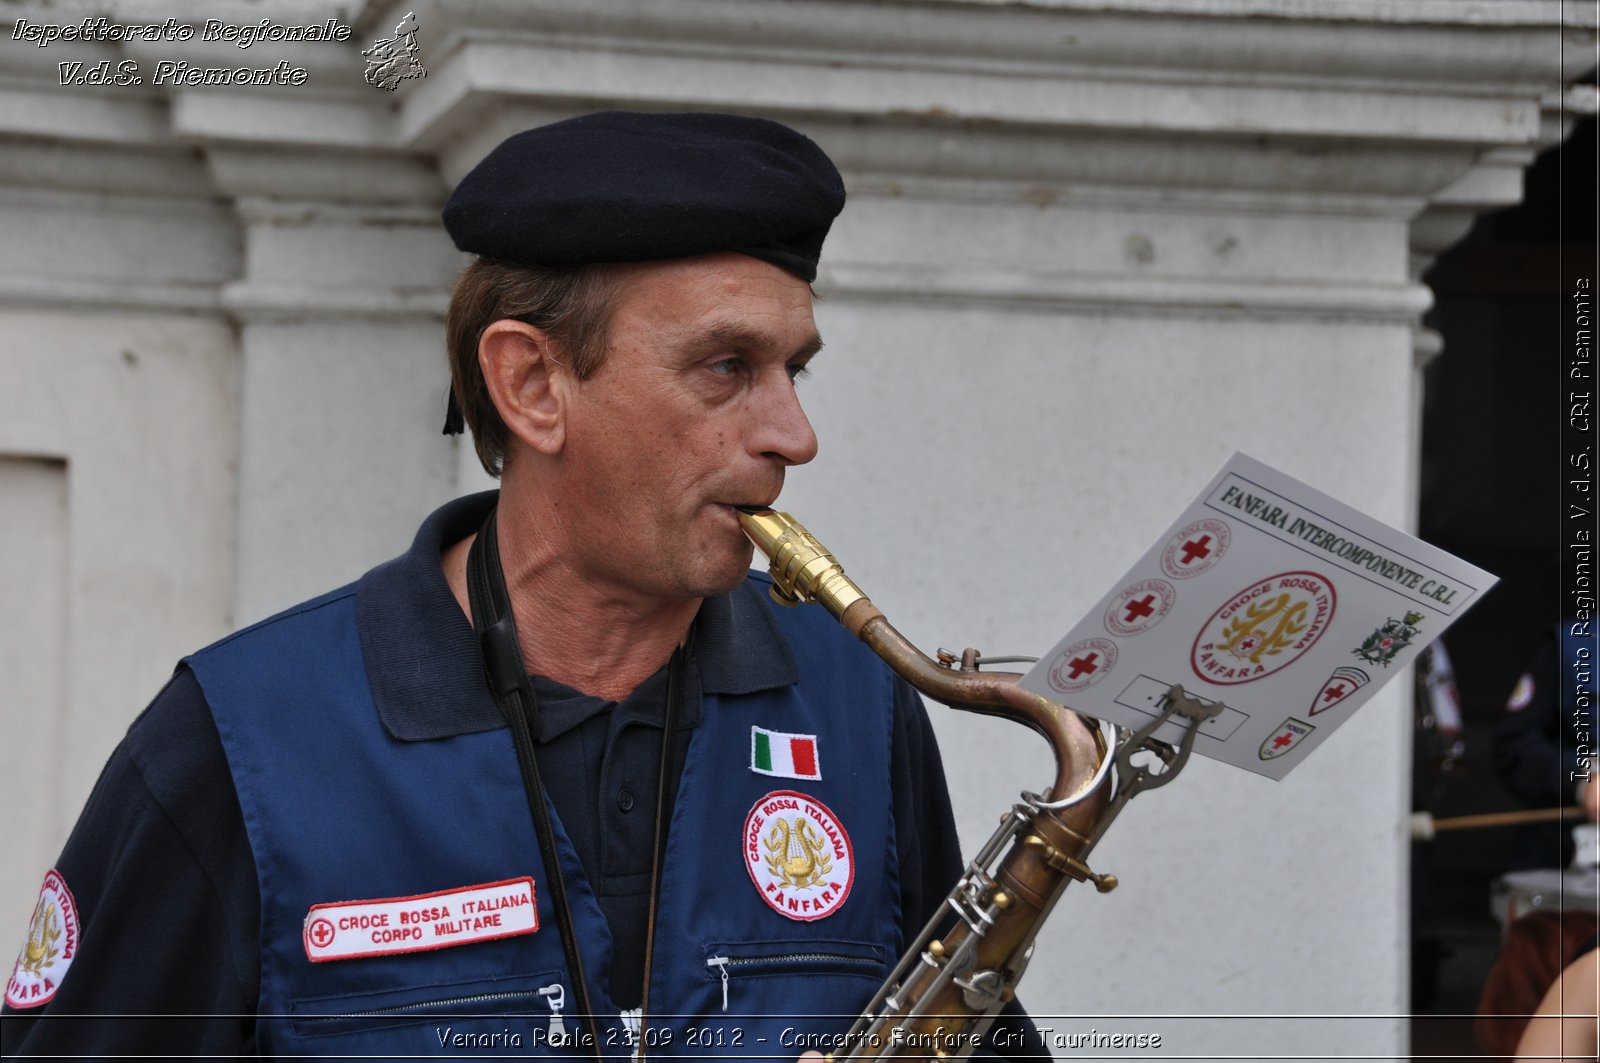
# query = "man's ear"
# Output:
<box><xmin>478</xmin><ymin>320</ymin><xmax>568</xmax><ymax>456</ymax></box>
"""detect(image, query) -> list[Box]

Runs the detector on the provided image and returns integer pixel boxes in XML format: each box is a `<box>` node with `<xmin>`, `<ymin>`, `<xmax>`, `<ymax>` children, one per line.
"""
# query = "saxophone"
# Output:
<box><xmin>738</xmin><ymin>509</ymin><xmax>1220</xmax><ymax>1061</ymax></box>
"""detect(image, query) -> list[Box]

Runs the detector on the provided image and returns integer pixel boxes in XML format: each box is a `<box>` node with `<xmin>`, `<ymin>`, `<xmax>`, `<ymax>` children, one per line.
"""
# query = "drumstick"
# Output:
<box><xmin>1411</xmin><ymin>807</ymin><xmax>1586</xmax><ymax>841</ymax></box>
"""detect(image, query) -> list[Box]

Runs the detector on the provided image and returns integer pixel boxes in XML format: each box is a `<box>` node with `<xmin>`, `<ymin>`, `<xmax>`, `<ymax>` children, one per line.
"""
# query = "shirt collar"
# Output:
<box><xmin>527</xmin><ymin>647</ymin><xmax>687</xmax><ymax>743</ymax></box>
<box><xmin>355</xmin><ymin>491</ymin><xmax>799</xmax><ymax>742</ymax></box>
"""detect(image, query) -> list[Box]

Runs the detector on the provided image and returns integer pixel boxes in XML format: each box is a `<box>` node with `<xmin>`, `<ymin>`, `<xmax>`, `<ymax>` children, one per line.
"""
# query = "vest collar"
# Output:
<box><xmin>356</xmin><ymin>491</ymin><xmax>799</xmax><ymax>741</ymax></box>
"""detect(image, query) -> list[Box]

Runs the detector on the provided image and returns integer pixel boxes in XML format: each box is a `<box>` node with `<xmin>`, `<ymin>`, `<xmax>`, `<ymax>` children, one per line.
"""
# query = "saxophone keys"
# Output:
<box><xmin>956</xmin><ymin>968</ymin><xmax>1006</xmax><ymax>1010</ymax></box>
<box><xmin>1023</xmin><ymin>834</ymin><xmax>1120</xmax><ymax>893</ymax></box>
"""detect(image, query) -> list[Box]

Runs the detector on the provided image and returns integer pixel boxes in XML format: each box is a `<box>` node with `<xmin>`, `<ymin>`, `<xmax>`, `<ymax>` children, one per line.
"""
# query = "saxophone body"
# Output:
<box><xmin>738</xmin><ymin>510</ymin><xmax>1137</xmax><ymax>1060</ymax></box>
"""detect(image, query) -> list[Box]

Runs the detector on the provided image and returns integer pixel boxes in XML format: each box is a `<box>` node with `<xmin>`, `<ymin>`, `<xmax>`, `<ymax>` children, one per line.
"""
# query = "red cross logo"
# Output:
<box><xmin>1272</xmin><ymin>733</ymin><xmax>1294</xmax><ymax>749</ymax></box>
<box><xmin>1067</xmin><ymin>653</ymin><xmax>1100</xmax><ymax>679</ymax></box>
<box><xmin>1163</xmin><ymin>520</ymin><xmax>1230</xmax><ymax>581</ymax></box>
<box><xmin>1180</xmin><ymin>535</ymin><xmax>1212</xmax><ymax>565</ymax></box>
<box><xmin>308</xmin><ymin>918</ymin><xmax>336</xmax><ymax>949</ymax></box>
<box><xmin>1123</xmin><ymin>595</ymin><xmax>1156</xmax><ymax>622</ymax></box>
<box><xmin>1310</xmin><ymin>669</ymin><xmax>1367</xmax><ymax>716</ymax></box>
<box><xmin>1048</xmin><ymin>637</ymin><xmax>1118</xmax><ymax>694</ymax></box>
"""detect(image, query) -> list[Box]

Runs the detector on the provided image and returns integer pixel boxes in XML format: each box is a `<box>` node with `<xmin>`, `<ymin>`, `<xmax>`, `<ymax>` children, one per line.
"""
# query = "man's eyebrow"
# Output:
<box><xmin>687</xmin><ymin>321</ymin><xmax>824</xmax><ymax>360</ymax></box>
<box><xmin>792</xmin><ymin>332</ymin><xmax>824</xmax><ymax>361</ymax></box>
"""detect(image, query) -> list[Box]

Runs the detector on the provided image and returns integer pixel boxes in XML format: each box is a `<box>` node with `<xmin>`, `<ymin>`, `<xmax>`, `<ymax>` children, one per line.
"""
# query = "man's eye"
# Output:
<box><xmin>709</xmin><ymin>358</ymin><xmax>741</xmax><ymax>376</ymax></box>
<box><xmin>787</xmin><ymin>363</ymin><xmax>811</xmax><ymax>383</ymax></box>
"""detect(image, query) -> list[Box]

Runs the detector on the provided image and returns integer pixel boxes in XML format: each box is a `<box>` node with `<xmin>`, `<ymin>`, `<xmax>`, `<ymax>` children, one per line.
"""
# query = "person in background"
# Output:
<box><xmin>1475</xmin><ymin>910</ymin><xmax>1599</xmax><ymax>1060</ymax></box>
<box><xmin>1493</xmin><ymin>621</ymin><xmax>1598</xmax><ymax>869</ymax></box>
<box><xmin>1513</xmin><ymin>940</ymin><xmax>1599</xmax><ymax>1063</ymax></box>
<box><xmin>1411</xmin><ymin>640</ymin><xmax>1466</xmax><ymax>1009</ymax></box>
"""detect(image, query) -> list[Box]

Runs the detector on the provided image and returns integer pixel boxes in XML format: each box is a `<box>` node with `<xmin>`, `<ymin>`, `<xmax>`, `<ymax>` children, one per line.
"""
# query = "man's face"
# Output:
<box><xmin>554</xmin><ymin>252</ymin><xmax>821</xmax><ymax>603</ymax></box>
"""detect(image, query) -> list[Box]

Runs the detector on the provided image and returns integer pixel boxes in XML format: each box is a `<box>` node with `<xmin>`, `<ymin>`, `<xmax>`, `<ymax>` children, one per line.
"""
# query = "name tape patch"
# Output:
<box><xmin>303</xmin><ymin>876</ymin><xmax>537</xmax><ymax>963</ymax></box>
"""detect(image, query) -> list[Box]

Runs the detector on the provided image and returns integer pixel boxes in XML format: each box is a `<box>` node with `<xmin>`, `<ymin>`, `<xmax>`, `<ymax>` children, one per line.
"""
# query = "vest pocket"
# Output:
<box><xmin>701</xmin><ymin>939</ymin><xmax>888</xmax><ymax>1016</ymax></box>
<box><xmin>288</xmin><ymin>969</ymin><xmax>563</xmax><ymax>1041</ymax></box>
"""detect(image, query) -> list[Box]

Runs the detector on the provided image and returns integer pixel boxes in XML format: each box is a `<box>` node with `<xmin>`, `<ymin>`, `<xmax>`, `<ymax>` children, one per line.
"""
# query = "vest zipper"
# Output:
<box><xmin>301</xmin><ymin>987</ymin><xmax>544</xmax><ymax>1022</ymax></box>
<box><xmin>705</xmin><ymin>955</ymin><xmax>730</xmax><ymax>1012</ymax></box>
<box><xmin>621</xmin><ymin>1006</ymin><xmax>643</xmax><ymax>1062</ymax></box>
<box><xmin>724</xmin><ymin>951</ymin><xmax>884</xmax><ymax>971</ymax></box>
<box><xmin>707</xmin><ymin>950</ymin><xmax>885</xmax><ymax>1012</ymax></box>
<box><xmin>537</xmin><ymin>982</ymin><xmax>567</xmax><ymax>1044</ymax></box>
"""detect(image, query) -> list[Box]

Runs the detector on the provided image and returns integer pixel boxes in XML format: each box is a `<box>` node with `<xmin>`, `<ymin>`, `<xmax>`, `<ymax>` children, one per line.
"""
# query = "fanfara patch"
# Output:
<box><xmin>303</xmin><ymin>877</ymin><xmax>537</xmax><ymax>962</ymax></box>
<box><xmin>1191</xmin><ymin>571</ymin><xmax>1336</xmax><ymax>686</ymax></box>
<box><xmin>1161</xmin><ymin>519</ymin><xmax>1231</xmax><ymax>580</ymax></box>
<box><xmin>6</xmin><ymin>870</ymin><xmax>79</xmax><ymax>1009</ymax></box>
<box><xmin>1046</xmin><ymin>637</ymin><xmax>1119</xmax><ymax>694</ymax></box>
<box><xmin>1309</xmin><ymin>666</ymin><xmax>1370</xmax><ymax>716</ymax></box>
<box><xmin>745</xmin><ymin>791</ymin><xmax>854</xmax><ymax>921</ymax></box>
<box><xmin>1260</xmin><ymin>718</ymin><xmax>1315</xmax><ymax>760</ymax></box>
<box><xmin>1104</xmin><ymin>578</ymin><xmax>1177</xmax><ymax>638</ymax></box>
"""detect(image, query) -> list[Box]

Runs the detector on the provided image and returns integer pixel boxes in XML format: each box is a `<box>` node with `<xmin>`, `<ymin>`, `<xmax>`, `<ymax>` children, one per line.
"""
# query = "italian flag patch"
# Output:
<box><xmin>751</xmin><ymin>727</ymin><xmax>821</xmax><ymax>781</ymax></box>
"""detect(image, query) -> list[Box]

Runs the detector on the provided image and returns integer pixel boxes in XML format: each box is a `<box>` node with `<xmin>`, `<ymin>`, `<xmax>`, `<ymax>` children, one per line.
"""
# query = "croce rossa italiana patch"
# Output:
<box><xmin>744</xmin><ymin>791</ymin><xmax>854</xmax><ymax>921</ymax></box>
<box><xmin>6</xmin><ymin>870</ymin><xmax>79</xmax><ymax>1009</ymax></box>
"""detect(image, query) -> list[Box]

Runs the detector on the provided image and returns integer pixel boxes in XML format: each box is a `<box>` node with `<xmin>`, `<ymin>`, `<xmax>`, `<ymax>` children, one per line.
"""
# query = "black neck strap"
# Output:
<box><xmin>465</xmin><ymin>508</ymin><xmax>681</xmax><ymax>1057</ymax></box>
<box><xmin>636</xmin><ymin>627</ymin><xmax>681</xmax><ymax>1050</ymax></box>
<box><xmin>466</xmin><ymin>510</ymin><xmax>603</xmax><ymax>1059</ymax></box>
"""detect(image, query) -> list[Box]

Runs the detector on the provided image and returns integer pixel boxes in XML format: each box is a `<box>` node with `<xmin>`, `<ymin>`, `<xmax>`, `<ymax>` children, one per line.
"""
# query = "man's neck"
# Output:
<box><xmin>441</xmin><ymin>513</ymin><xmax>699</xmax><ymax>702</ymax></box>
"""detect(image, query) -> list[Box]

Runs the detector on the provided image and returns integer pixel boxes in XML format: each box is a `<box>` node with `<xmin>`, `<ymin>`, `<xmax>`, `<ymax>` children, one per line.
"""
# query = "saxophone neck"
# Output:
<box><xmin>738</xmin><ymin>507</ymin><xmax>1107</xmax><ymax>813</ymax></box>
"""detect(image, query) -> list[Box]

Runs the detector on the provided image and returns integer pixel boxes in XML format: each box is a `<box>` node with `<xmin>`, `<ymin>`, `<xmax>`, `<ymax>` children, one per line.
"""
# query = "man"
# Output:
<box><xmin>1494</xmin><ymin>620</ymin><xmax>1599</xmax><ymax>869</ymax></box>
<box><xmin>3</xmin><ymin>112</ymin><xmax>1063</xmax><ymax>1057</ymax></box>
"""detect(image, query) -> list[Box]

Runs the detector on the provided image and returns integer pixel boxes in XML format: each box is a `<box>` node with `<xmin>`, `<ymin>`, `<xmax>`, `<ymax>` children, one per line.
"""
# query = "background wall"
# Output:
<box><xmin>1</xmin><ymin>0</ymin><xmax>1594</xmax><ymax>1057</ymax></box>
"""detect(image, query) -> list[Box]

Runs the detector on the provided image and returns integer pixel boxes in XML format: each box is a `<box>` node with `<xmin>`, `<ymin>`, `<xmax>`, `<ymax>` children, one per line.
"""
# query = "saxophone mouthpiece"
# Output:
<box><xmin>736</xmin><ymin>507</ymin><xmax>789</xmax><ymax>566</ymax></box>
<box><xmin>736</xmin><ymin>508</ymin><xmax>868</xmax><ymax>620</ymax></box>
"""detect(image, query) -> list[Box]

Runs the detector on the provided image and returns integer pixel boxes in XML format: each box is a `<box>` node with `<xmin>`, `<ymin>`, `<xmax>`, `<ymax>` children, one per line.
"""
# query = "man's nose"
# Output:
<box><xmin>753</xmin><ymin>372</ymin><xmax>819</xmax><ymax>467</ymax></box>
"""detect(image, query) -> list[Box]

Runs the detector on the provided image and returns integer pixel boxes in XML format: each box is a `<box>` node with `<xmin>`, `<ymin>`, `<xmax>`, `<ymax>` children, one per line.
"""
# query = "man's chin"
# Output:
<box><xmin>692</xmin><ymin>542</ymin><xmax>759</xmax><ymax>597</ymax></box>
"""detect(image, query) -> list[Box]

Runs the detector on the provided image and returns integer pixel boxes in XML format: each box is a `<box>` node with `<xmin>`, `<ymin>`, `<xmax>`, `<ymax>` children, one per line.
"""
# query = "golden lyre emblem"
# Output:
<box><xmin>742</xmin><ymin>791</ymin><xmax>855</xmax><ymax>921</ymax></box>
<box><xmin>20</xmin><ymin>900</ymin><xmax>61</xmax><ymax>978</ymax></box>
<box><xmin>1217</xmin><ymin>592</ymin><xmax>1307</xmax><ymax>663</ymax></box>
<box><xmin>763</xmin><ymin>815</ymin><xmax>834</xmax><ymax>889</ymax></box>
<box><xmin>1192</xmin><ymin>572</ymin><xmax>1335</xmax><ymax>686</ymax></box>
<box><xmin>7</xmin><ymin>869</ymin><xmax>79</xmax><ymax>1009</ymax></box>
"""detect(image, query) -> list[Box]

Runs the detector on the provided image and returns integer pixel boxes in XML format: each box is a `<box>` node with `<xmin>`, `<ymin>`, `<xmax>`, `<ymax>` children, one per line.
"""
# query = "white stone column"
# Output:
<box><xmin>0</xmin><ymin>109</ymin><xmax>243</xmax><ymax>925</ymax></box>
<box><xmin>143</xmin><ymin>23</ymin><xmax>472</xmax><ymax>622</ymax></box>
<box><xmin>211</xmin><ymin>189</ymin><xmax>462</xmax><ymax>624</ymax></box>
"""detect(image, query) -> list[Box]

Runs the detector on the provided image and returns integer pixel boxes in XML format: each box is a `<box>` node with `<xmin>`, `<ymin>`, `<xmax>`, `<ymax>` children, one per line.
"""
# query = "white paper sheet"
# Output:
<box><xmin>1019</xmin><ymin>453</ymin><xmax>1498</xmax><ymax>779</ymax></box>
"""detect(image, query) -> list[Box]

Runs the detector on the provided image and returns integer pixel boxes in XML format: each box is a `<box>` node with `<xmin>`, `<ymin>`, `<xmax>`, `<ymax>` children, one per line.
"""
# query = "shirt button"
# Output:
<box><xmin>617</xmin><ymin>787</ymin><xmax>635</xmax><ymax>812</ymax></box>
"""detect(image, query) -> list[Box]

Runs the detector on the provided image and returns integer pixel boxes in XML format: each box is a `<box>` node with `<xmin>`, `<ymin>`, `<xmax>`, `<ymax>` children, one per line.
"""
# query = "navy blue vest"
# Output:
<box><xmin>188</xmin><ymin>574</ymin><xmax>902</xmax><ymax>1058</ymax></box>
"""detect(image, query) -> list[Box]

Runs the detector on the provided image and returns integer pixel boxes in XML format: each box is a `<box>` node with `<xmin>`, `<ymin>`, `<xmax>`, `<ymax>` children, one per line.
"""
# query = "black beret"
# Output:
<box><xmin>442</xmin><ymin>111</ymin><xmax>846</xmax><ymax>282</ymax></box>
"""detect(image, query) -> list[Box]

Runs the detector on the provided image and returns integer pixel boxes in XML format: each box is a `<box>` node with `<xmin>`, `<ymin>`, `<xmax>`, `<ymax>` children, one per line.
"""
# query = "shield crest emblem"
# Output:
<box><xmin>1259</xmin><ymin>718</ymin><xmax>1314</xmax><ymax>760</ymax></box>
<box><xmin>1309</xmin><ymin>666</ymin><xmax>1370</xmax><ymax>716</ymax></box>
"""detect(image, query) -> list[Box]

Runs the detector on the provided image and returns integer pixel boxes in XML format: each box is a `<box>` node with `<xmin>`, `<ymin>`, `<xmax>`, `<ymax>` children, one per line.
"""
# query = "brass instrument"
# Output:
<box><xmin>739</xmin><ymin>509</ymin><xmax>1222</xmax><ymax>1061</ymax></box>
